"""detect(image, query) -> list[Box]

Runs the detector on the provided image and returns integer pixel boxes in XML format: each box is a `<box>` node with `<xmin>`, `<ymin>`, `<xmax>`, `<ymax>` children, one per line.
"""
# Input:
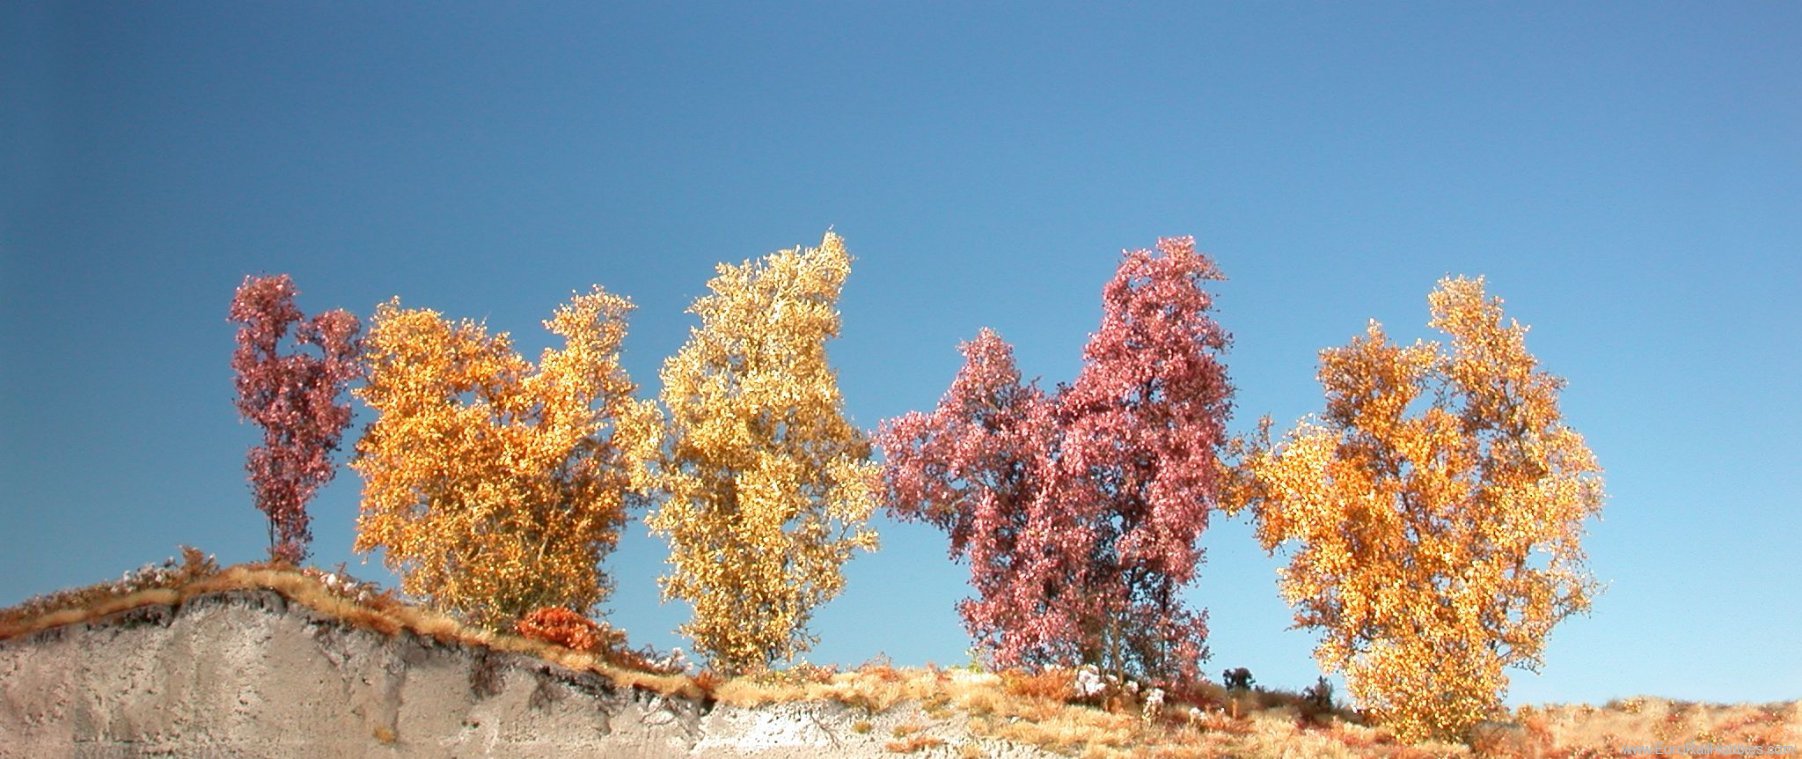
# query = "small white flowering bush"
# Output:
<box><xmin>302</xmin><ymin>563</ymin><xmax>384</xmax><ymax>606</ymax></box>
<box><xmin>1073</xmin><ymin>665</ymin><xmax>1108</xmax><ymax>698</ymax></box>
<box><xmin>1142</xmin><ymin>686</ymin><xmax>1166</xmax><ymax>719</ymax></box>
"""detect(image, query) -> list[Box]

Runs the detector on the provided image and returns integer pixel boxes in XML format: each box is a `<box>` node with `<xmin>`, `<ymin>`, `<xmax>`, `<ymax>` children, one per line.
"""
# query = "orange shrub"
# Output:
<box><xmin>1002</xmin><ymin>668</ymin><xmax>1075</xmax><ymax>702</ymax></box>
<box><xmin>515</xmin><ymin>606</ymin><xmax>622</xmax><ymax>654</ymax></box>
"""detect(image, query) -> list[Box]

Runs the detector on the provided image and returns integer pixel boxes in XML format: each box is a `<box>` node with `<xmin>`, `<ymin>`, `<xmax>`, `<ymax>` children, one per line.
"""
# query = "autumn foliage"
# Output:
<box><xmin>229</xmin><ymin>274</ymin><xmax>361</xmax><ymax>564</ymax></box>
<box><xmin>647</xmin><ymin>231</ymin><xmax>879</xmax><ymax>674</ymax></box>
<box><xmin>878</xmin><ymin>237</ymin><xmax>1233</xmax><ymax>687</ymax></box>
<box><xmin>515</xmin><ymin>606</ymin><xmax>621</xmax><ymax>654</ymax></box>
<box><xmin>209</xmin><ymin>232</ymin><xmax>1610</xmax><ymax>749</ymax></box>
<box><xmin>351</xmin><ymin>287</ymin><xmax>661</xmax><ymax>628</ymax></box>
<box><xmin>1228</xmin><ymin>276</ymin><xmax>1605</xmax><ymax>742</ymax></box>
<box><xmin>877</xmin><ymin>330</ymin><xmax>1059</xmax><ymax>666</ymax></box>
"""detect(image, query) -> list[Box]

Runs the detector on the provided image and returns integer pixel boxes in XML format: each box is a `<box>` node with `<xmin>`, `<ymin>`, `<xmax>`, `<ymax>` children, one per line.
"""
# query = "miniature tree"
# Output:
<box><xmin>879</xmin><ymin>237</ymin><xmax>1233</xmax><ymax>687</ymax></box>
<box><xmin>1052</xmin><ymin>235</ymin><xmax>1232</xmax><ymax>685</ymax></box>
<box><xmin>876</xmin><ymin>329</ymin><xmax>1066</xmax><ymax>667</ymax></box>
<box><xmin>352</xmin><ymin>287</ymin><xmax>661</xmax><ymax>628</ymax></box>
<box><xmin>1228</xmin><ymin>276</ymin><xmax>1604</xmax><ymax>741</ymax></box>
<box><xmin>647</xmin><ymin>231</ymin><xmax>879</xmax><ymax>674</ymax></box>
<box><xmin>229</xmin><ymin>274</ymin><xmax>361</xmax><ymax>564</ymax></box>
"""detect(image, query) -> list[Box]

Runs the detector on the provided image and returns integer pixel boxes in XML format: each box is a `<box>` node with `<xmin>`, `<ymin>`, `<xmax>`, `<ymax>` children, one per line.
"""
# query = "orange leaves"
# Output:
<box><xmin>313</xmin><ymin>238</ymin><xmax>1601</xmax><ymax>747</ymax></box>
<box><xmin>647</xmin><ymin>232</ymin><xmax>879</xmax><ymax>674</ymax></box>
<box><xmin>516</xmin><ymin>606</ymin><xmax>620</xmax><ymax>654</ymax></box>
<box><xmin>351</xmin><ymin>287</ymin><xmax>660</xmax><ymax>629</ymax></box>
<box><xmin>1235</xmin><ymin>276</ymin><xmax>1604</xmax><ymax>743</ymax></box>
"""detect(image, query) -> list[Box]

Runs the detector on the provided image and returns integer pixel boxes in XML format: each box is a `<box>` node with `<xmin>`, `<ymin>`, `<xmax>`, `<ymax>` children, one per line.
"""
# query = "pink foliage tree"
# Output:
<box><xmin>877</xmin><ymin>329</ymin><xmax>1071</xmax><ymax>668</ymax></box>
<box><xmin>877</xmin><ymin>237</ymin><xmax>1232</xmax><ymax>687</ymax></box>
<box><xmin>229</xmin><ymin>274</ymin><xmax>361</xmax><ymax>564</ymax></box>
<box><xmin>1053</xmin><ymin>236</ymin><xmax>1232</xmax><ymax>685</ymax></box>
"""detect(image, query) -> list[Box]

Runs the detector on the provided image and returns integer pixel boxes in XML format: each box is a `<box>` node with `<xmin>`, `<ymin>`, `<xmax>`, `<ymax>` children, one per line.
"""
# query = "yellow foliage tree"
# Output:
<box><xmin>1227</xmin><ymin>276</ymin><xmax>1604</xmax><ymax>742</ymax></box>
<box><xmin>647</xmin><ymin>231</ymin><xmax>879</xmax><ymax>674</ymax></box>
<box><xmin>351</xmin><ymin>287</ymin><xmax>661</xmax><ymax>629</ymax></box>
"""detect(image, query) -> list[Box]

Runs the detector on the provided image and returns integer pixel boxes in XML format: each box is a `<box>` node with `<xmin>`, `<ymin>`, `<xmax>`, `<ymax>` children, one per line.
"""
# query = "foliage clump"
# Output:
<box><xmin>1228</xmin><ymin>276</ymin><xmax>1605</xmax><ymax>742</ymax></box>
<box><xmin>516</xmin><ymin>606</ymin><xmax>619</xmax><ymax>654</ymax></box>
<box><xmin>513</xmin><ymin>605</ymin><xmax>691</xmax><ymax>675</ymax></box>
<box><xmin>352</xmin><ymin>287</ymin><xmax>661</xmax><ymax>629</ymax></box>
<box><xmin>229</xmin><ymin>274</ymin><xmax>361</xmax><ymax>564</ymax></box>
<box><xmin>647</xmin><ymin>231</ymin><xmax>879</xmax><ymax>675</ymax></box>
<box><xmin>878</xmin><ymin>237</ymin><xmax>1233</xmax><ymax>688</ymax></box>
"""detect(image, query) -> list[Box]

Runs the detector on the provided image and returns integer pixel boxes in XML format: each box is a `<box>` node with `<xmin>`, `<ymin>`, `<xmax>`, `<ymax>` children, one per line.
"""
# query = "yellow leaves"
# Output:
<box><xmin>1235</xmin><ymin>276</ymin><xmax>1605</xmax><ymax>743</ymax></box>
<box><xmin>351</xmin><ymin>287</ymin><xmax>660</xmax><ymax>630</ymax></box>
<box><xmin>648</xmin><ymin>231</ymin><xmax>878</xmax><ymax>675</ymax></box>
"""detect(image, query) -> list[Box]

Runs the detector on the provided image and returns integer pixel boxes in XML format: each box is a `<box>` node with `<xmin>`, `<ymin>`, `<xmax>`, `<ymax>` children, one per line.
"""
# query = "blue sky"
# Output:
<box><xmin>3</xmin><ymin>2</ymin><xmax>1797</xmax><ymax>706</ymax></box>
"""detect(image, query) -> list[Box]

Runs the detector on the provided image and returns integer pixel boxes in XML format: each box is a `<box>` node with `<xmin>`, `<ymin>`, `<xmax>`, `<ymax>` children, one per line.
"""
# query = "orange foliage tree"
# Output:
<box><xmin>351</xmin><ymin>287</ymin><xmax>661</xmax><ymax>628</ymax></box>
<box><xmin>646</xmin><ymin>231</ymin><xmax>879</xmax><ymax>674</ymax></box>
<box><xmin>1228</xmin><ymin>276</ymin><xmax>1604</xmax><ymax>742</ymax></box>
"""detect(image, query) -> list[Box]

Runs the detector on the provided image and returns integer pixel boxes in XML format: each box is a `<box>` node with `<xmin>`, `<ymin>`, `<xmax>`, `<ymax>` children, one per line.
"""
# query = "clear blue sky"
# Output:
<box><xmin>3</xmin><ymin>2</ymin><xmax>1797</xmax><ymax>706</ymax></box>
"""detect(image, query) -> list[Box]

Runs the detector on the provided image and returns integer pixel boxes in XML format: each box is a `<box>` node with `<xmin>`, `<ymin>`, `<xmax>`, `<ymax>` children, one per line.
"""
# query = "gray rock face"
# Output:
<box><xmin>0</xmin><ymin>590</ymin><xmax>1057</xmax><ymax>758</ymax></box>
<box><xmin>0</xmin><ymin>591</ymin><xmax>727</xmax><ymax>757</ymax></box>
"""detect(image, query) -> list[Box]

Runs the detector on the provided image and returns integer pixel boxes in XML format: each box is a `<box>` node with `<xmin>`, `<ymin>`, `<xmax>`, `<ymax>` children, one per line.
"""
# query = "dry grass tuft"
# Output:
<box><xmin>1527</xmin><ymin>697</ymin><xmax>1802</xmax><ymax>757</ymax></box>
<box><xmin>1002</xmin><ymin>667</ymin><xmax>1075</xmax><ymax>702</ymax></box>
<box><xmin>979</xmin><ymin>704</ymin><xmax>1140</xmax><ymax>753</ymax></box>
<box><xmin>713</xmin><ymin>663</ymin><xmax>936</xmax><ymax>713</ymax></box>
<box><xmin>712</xmin><ymin>677</ymin><xmax>805</xmax><ymax>707</ymax></box>
<box><xmin>884</xmin><ymin>733</ymin><xmax>946</xmax><ymax>753</ymax></box>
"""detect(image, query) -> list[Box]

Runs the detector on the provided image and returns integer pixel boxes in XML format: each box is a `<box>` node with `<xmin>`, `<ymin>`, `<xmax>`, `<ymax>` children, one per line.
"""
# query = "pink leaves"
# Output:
<box><xmin>876</xmin><ymin>238</ymin><xmax>1233</xmax><ymax>687</ymax></box>
<box><xmin>230</xmin><ymin>274</ymin><xmax>361</xmax><ymax>564</ymax></box>
<box><xmin>876</xmin><ymin>330</ymin><xmax>1063</xmax><ymax>669</ymax></box>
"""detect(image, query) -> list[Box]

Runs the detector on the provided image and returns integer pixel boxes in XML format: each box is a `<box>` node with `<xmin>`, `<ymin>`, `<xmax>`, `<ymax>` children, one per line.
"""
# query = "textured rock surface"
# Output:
<box><xmin>0</xmin><ymin>590</ymin><xmax>1039</xmax><ymax>757</ymax></box>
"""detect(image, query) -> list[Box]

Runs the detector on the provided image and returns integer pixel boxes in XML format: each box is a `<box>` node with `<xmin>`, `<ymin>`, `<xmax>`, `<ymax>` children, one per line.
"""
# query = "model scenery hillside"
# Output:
<box><xmin>2</xmin><ymin>554</ymin><xmax>1796</xmax><ymax>757</ymax></box>
<box><xmin>16</xmin><ymin>233</ymin><xmax>1797</xmax><ymax>755</ymax></box>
